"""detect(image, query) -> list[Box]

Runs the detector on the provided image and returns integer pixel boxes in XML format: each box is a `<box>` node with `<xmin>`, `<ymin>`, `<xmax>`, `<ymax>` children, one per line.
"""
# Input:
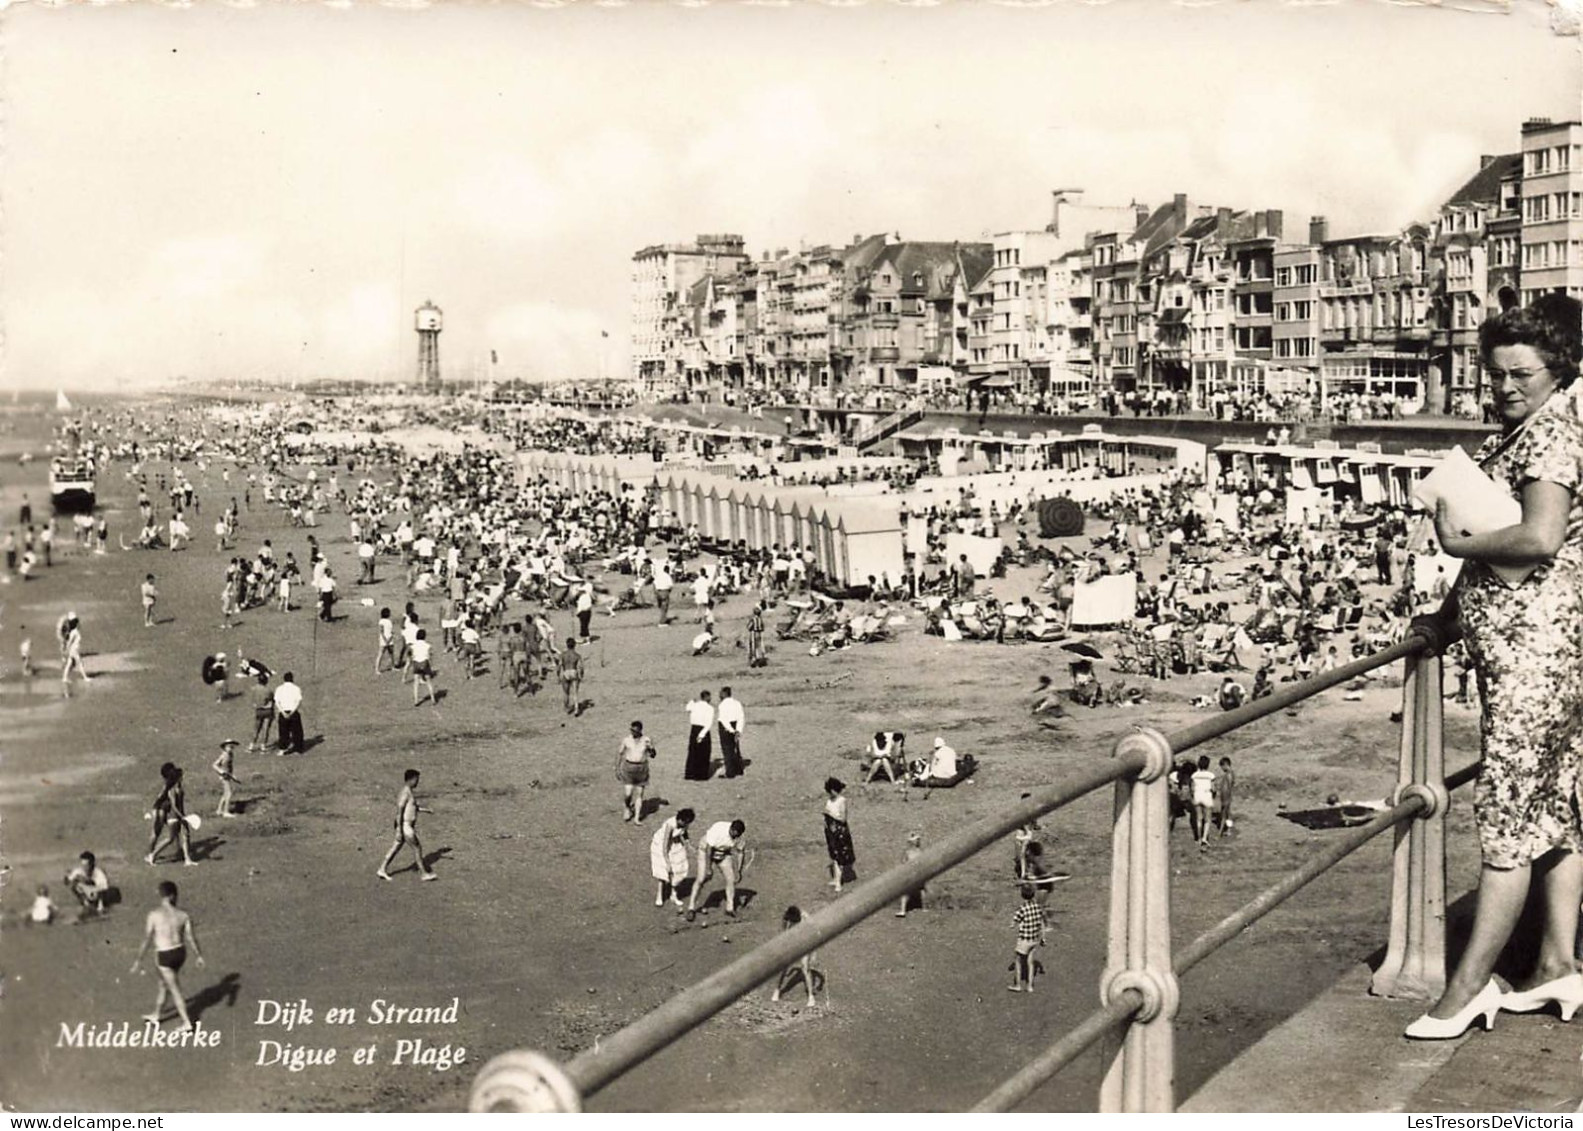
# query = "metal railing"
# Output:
<box><xmin>852</xmin><ymin>408</ymin><xmax>924</xmax><ymax>451</ymax></box>
<box><xmin>471</xmin><ymin>616</ymin><xmax>1469</xmax><ymax>1112</ymax></box>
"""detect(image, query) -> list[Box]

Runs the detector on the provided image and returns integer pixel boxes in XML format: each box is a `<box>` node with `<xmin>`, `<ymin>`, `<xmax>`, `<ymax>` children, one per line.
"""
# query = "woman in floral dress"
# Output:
<box><xmin>1408</xmin><ymin>297</ymin><xmax>1583</xmax><ymax>1039</ymax></box>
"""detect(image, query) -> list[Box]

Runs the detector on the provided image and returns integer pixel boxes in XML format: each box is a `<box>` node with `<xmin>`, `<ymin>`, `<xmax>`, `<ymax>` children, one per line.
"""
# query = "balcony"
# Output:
<box><xmin>869</xmin><ymin>311</ymin><xmax>899</xmax><ymax>327</ymax></box>
<box><xmin>871</xmin><ymin>347</ymin><xmax>900</xmax><ymax>362</ymax></box>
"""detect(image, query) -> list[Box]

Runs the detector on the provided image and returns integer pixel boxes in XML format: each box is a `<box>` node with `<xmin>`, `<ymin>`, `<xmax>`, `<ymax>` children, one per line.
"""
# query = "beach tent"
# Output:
<box><xmin>1285</xmin><ymin>487</ymin><xmax>1325</xmax><ymax>527</ymax></box>
<box><xmin>1213</xmin><ymin>493</ymin><xmax>1242</xmax><ymax>532</ymax></box>
<box><xmin>835</xmin><ymin>502</ymin><xmax>905</xmax><ymax>589</ymax></box>
<box><xmin>721</xmin><ymin>488</ymin><xmax>744</xmax><ymax>545</ymax></box>
<box><xmin>1069</xmin><ymin>573</ymin><xmax>1138</xmax><ymax>628</ymax></box>
<box><xmin>702</xmin><ymin>485</ymin><xmax>724</xmax><ymax>541</ymax></box>
<box><xmin>944</xmin><ymin>532</ymin><xmax>1001</xmax><ymax>578</ymax></box>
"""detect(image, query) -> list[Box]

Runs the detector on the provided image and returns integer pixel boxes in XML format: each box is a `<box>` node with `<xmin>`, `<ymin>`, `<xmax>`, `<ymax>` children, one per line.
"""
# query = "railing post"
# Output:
<box><xmin>1099</xmin><ymin>727</ymin><xmax>1179</xmax><ymax>1113</ymax></box>
<box><xmin>1371</xmin><ymin>625</ymin><xmax>1451</xmax><ymax>1000</ymax></box>
<box><xmin>469</xmin><ymin>1050</ymin><xmax>583</xmax><ymax>1113</ymax></box>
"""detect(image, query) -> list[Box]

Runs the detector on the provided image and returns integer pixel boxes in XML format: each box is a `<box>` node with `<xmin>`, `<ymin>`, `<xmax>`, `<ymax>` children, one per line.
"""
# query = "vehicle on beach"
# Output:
<box><xmin>50</xmin><ymin>455</ymin><xmax>96</xmax><ymax>512</ymax></box>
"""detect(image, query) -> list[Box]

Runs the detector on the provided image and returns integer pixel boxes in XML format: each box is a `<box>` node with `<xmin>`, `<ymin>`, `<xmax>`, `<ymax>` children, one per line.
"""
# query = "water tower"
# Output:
<box><xmin>415</xmin><ymin>301</ymin><xmax>443</xmax><ymax>390</ymax></box>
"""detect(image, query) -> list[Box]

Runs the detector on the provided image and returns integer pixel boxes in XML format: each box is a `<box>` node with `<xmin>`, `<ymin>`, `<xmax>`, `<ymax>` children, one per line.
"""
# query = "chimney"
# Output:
<box><xmin>1266</xmin><ymin>210</ymin><xmax>1283</xmax><ymax>240</ymax></box>
<box><xmin>1522</xmin><ymin>117</ymin><xmax>1554</xmax><ymax>133</ymax></box>
<box><xmin>1217</xmin><ymin>207</ymin><xmax>1232</xmax><ymax>228</ymax></box>
<box><xmin>1309</xmin><ymin>216</ymin><xmax>1329</xmax><ymax>245</ymax></box>
<box><xmin>1173</xmin><ymin>193</ymin><xmax>1188</xmax><ymax>223</ymax></box>
<box><xmin>1254</xmin><ymin>212</ymin><xmax>1267</xmax><ymax>239</ymax></box>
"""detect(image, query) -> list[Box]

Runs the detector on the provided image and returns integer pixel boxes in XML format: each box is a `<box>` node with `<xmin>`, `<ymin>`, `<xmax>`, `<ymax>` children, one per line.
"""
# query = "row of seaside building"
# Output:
<box><xmin>631</xmin><ymin>117</ymin><xmax>1583</xmax><ymax>418</ymax></box>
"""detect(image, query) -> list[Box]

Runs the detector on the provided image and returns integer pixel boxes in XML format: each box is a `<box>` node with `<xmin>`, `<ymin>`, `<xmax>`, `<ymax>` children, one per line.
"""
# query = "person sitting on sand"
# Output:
<box><xmin>64</xmin><ymin>851</ymin><xmax>110</xmax><ymax>916</ymax></box>
<box><xmin>864</xmin><ymin>730</ymin><xmax>906</xmax><ymax>783</ymax></box>
<box><xmin>912</xmin><ymin>736</ymin><xmax>959</xmax><ymax>784</ymax></box>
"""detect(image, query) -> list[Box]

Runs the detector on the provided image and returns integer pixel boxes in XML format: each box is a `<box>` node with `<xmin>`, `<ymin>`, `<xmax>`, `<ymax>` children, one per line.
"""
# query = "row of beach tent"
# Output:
<box><xmin>517</xmin><ymin>451</ymin><xmax>906</xmax><ymax>590</ymax></box>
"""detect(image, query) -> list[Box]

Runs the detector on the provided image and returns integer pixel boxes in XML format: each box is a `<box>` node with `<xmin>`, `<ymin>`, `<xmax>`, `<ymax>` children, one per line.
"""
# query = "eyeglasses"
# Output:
<box><xmin>1487</xmin><ymin>366</ymin><xmax>1551</xmax><ymax>386</ymax></box>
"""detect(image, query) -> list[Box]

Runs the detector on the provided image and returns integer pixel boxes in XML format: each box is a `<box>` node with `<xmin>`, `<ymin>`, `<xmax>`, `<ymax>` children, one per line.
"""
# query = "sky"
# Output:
<box><xmin>1</xmin><ymin>0</ymin><xmax>1577</xmax><ymax>391</ymax></box>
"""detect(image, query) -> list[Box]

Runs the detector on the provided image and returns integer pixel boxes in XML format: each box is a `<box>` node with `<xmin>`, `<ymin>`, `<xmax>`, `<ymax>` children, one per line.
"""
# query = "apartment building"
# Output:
<box><xmin>1518</xmin><ymin>117</ymin><xmax>1583</xmax><ymax>306</ymax></box>
<box><xmin>1271</xmin><ymin>222</ymin><xmax>1324</xmax><ymax>398</ymax></box>
<box><xmin>630</xmin><ymin>234</ymin><xmax>748</xmax><ymax>391</ymax></box>
<box><xmin>1047</xmin><ymin>247</ymin><xmax>1094</xmax><ymax>402</ymax></box>
<box><xmin>1317</xmin><ymin>229</ymin><xmax>1432</xmax><ymax>407</ymax></box>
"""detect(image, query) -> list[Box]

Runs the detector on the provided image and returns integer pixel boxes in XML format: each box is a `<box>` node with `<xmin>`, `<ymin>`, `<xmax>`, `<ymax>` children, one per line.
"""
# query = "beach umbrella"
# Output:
<box><xmin>1037</xmin><ymin>497</ymin><xmax>1085</xmax><ymax>539</ymax></box>
<box><xmin>1061</xmin><ymin>640</ymin><xmax>1105</xmax><ymax>661</ymax></box>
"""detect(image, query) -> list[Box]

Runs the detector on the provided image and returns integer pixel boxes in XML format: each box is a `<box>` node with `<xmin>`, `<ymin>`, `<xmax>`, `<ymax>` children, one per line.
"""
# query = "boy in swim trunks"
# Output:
<box><xmin>558</xmin><ymin>637</ymin><xmax>585</xmax><ymax>717</ymax></box>
<box><xmin>130</xmin><ymin>880</ymin><xmax>205</xmax><ymax>1029</ymax></box>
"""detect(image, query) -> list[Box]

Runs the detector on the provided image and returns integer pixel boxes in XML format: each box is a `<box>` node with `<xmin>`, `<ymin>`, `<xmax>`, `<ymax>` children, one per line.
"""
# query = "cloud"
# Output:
<box><xmin>142</xmin><ymin>234</ymin><xmax>268</xmax><ymax>304</ymax></box>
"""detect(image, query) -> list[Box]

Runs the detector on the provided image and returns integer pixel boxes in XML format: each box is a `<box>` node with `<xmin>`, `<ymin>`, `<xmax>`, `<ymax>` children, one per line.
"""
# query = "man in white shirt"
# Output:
<box><xmin>315</xmin><ymin>567</ymin><xmax>338</xmax><ymax>623</ymax></box>
<box><xmin>692</xmin><ymin>569</ymin><xmax>712</xmax><ymax>622</ymax></box>
<box><xmin>685</xmin><ymin>819</ymin><xmax>747</xmax><ymax>922</ymax></box>
<box><xmin>684</xmin><ymin>691</ymin><xmax>714</xmax><ymax>781</ymax></box>
<box><xmin>652</xmin><ymin>560</ymin><xmax>674</xmax><ymax>625</ymax></box>
<box><xmin>916</xmin><ymin>736</ymin><xmax>958</xmax><ymax>783</ymax></box>
<box><xmin>273</xmin><ymin>673</ymin><xmax>305</xmax><ymax>755</ymax></box>
<box><xmin>575</xmin><ymin>582</ymin><xmax>594</xmax><ymax>642</ymax></box>
<box><xmin>716</xmin><ymin>686</ymin><xmax>746</xmax><ymax>779</ymax></box>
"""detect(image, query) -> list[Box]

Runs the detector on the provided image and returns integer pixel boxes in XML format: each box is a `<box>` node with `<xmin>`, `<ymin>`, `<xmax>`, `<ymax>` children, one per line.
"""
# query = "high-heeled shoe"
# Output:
<box><xmin>1501</xmin><ymin>971</ymin><xmax>1583</xmax><ymax>1021</ymax></box>
<box><xmin>1404</xmin><ymin>979</ymin><xmax>1502</xmax><ymax>1040</ymax></box>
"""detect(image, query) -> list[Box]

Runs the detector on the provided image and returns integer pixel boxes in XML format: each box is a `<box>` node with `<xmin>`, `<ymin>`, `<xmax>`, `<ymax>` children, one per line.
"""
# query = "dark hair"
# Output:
<box><xmin>159</xmin><ymin>762</ymin><xmax>180</xmax><ymax>783</ymax></box>
<box><xmin>404</xmin><ymin>769</ymin><xmax>420</xmax><ymax>784</ymax></box>
<box><xmin>677</xmin><ymin>807</ymin><xmax>695</xmax><ymax>823</ymax></box>
<box><xmin>1019</xmin><ymin>883</ymin><xmax>1036</xmax><ymax>900</ymax></box>
<box><xmin>381</xmin><ymin>607</ymin><xmax>391</xmax><ymax>617</ymax></box>
<box><xmin>729</xmin><ymin>819</ymin><xmax>746</xmax><ymax>836</ymax></box>
<box><xmin>782</xmin><ymin>905</ymin><xmax>802</xmax><ymax>928</ymax></box>
<box><xmin>158</xmin><ymin>880</ymin><xmax>178</xmax><ymax>901</ymax></box>
<box><xmin>80</xmin><ymin>851</ymin><xmax>95</xmax><ymax>866</ymax></box>
<box><xmin>282</xmin><ymin>671</ymin><xmax>294</xmax><ymax>683</ymax></box>
<box><xmin>825</xmin><ymin>777</ymin><xmax>844</xmax><ymax>794</ymax></box>
<box><xmin>1198</xmin><ymin>755</ymin><xmax>1211</xmax><ymax>770</ymax></box>
<box><xmin>1479</xmin><ymin>296</ymin><xmax>1582</xmax><ymax>388</ymax></box>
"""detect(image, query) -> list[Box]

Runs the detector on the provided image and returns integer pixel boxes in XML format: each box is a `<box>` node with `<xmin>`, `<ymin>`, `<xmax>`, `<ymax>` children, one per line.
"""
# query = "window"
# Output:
<box><xmin>1529</xmin><ymin>148</ymin><xmax>1551</xmax><ymax>176</ymax></box>
<box><xmin>1526</xmin><ymin>196</ymin><xmax>1552</xmax><ymax>223</ymax></box>
<box><xmin>1276</xmin><ymin>302</ymin><xmax>1291</xmax><ymax>321</ymax></box>
<box><xmin>1275</xmin><ymin>267</ymin><xmax>1293</xmax><ymax>287</ymax></box>
<box><xmin>1216</xmin><ymin>290</ymin><xmax>1227</xmax><ymax>310</ymax></box>
<box><xmin>1558</xmin><ymin>145</ymin><xmax>1572</xmax><ymax>171</ymax></box>
<box><xmin>1296</xmin><ymin>264</ymin><xmax>1317</xmax><ymax>284</ymax></box>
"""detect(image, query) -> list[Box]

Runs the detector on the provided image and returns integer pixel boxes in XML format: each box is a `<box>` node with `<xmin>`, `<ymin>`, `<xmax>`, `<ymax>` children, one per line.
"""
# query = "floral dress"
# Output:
<box><xmin>1455</xmin><ymin>395</ymin><xmax>1583</xmax><ymax>869</ymax></box>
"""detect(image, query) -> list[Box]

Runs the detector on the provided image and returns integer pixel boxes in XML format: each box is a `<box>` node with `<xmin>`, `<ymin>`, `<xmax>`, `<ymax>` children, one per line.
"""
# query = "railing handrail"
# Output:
<box><xmin>472</xmin><ymin>617</ymin><xmax>1466</xmax><ymax>1112</ymax></box>
<box><xmin>559</xmin><ymin>750</ymin><xmax>1147</xmax><ymax>1099</ymax></box>
<box><xmin>1175</xmin><ymin>758</ymin><xmax>1478</xmax><ymax>978</ymax></box>
<box><xmin>1166</xmin><ymin>616</ymin><xmax>1458</xmax><ymax>757</ymax></box>
<box><xmin>976</xmin><ymin>758</ymin><xmax>1480</xmax><ymax>1112</ymax></box>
